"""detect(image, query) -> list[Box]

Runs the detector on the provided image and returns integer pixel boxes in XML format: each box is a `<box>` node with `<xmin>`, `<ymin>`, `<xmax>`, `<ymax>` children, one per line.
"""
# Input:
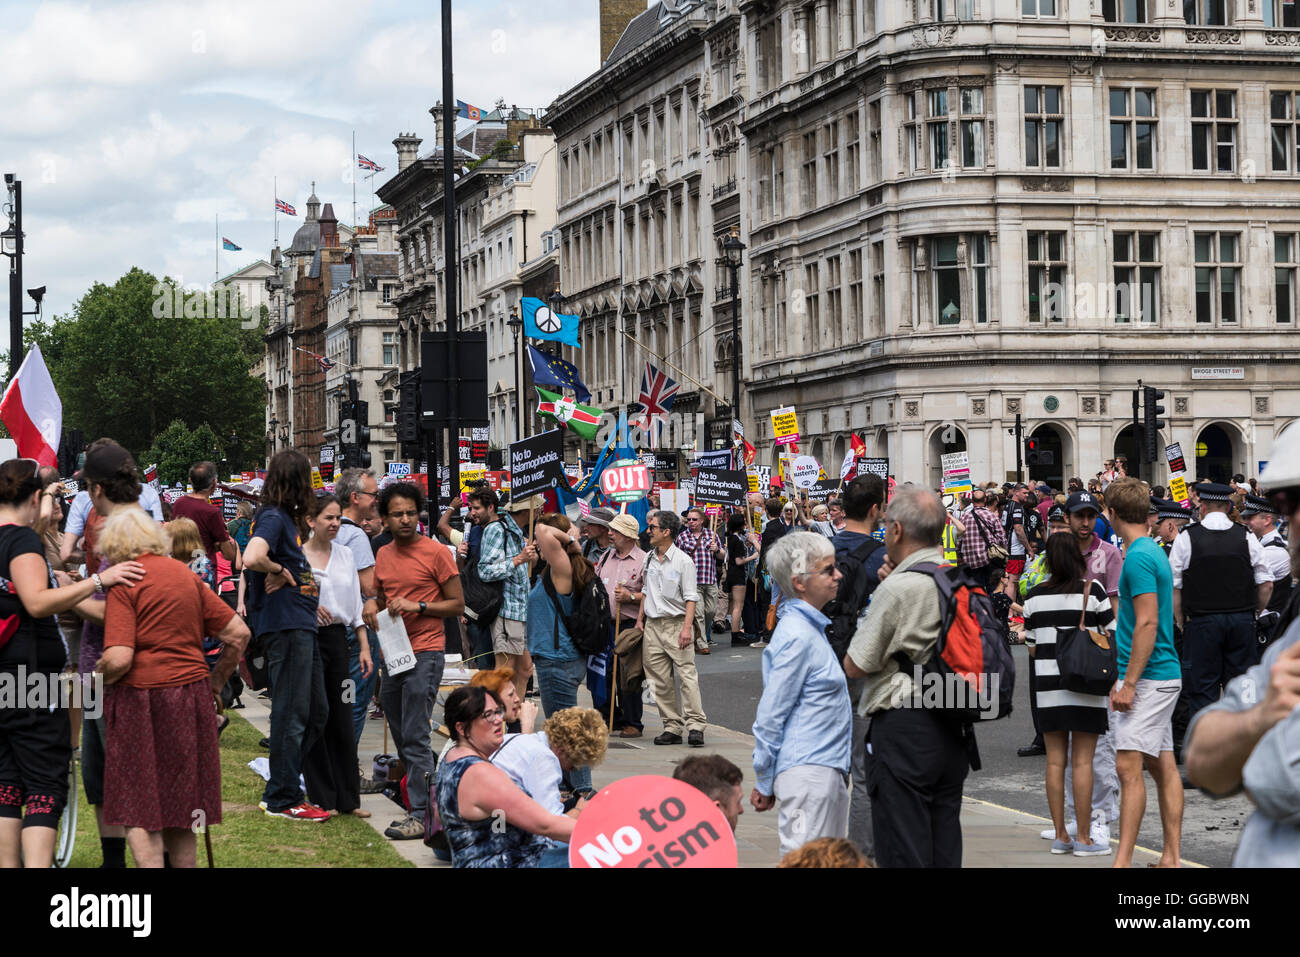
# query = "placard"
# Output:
<box><xmin>484</xmin><ymin>470</ymin><xmax>510</xmax><ymax>492</ymax></box>
<box><xmin>805</xmin><ymin>479</ymin><xmax>839</xmax><ymax>504</ymax></box>
<box><xmin>458</xmin><ymin>438</ymin><xmax>472</xmax><ymax>462</ymax></box>
<box><xmin>221</xmin><ymin>495</ymin><xmax>239</xmax><ymax>521</ymax></box>
<box><xmin>600</xmin><ymin>459</ymin><xmax>651</xmax><ymax>503</ymax></box>
<box><xmin>941</xmin><ymin>450</ymin><xmax>971</xmax><ymax>494</ymax></box>
<box><xmin>858</xmin><ymin>457</ymin><xmax>889</xmax><ymax>479</ymax></box>
<box><xmin>770</xmin><ymin>406</ymin><xmax>799</xmax><ymax>446</ymax></box>
<box><xmin>653</xmin><ymin>453</ymin><xmax>678</xmax><ymax>474</ymax></box>
<box><xmin>693</xmin><ymin>468</ymin><xmax>747</xmax><ymax>508</ymax></box>
<box><xmin>569</xmin><ymin>775</ymin><xmax>737</xmax><ymax>869</ymax></box>
<box><xmin>1169</xmin><ymin>475</ymin><xmax>1189</xmax><ymax>505</ymax></box>
<box><xmin>509</xmin><ymin>430</ymin><xmax>568</xmax><ymax>499</ymax></box>
<box><xmin>692</xmin><ymin>448</ymin><xmax>733</xmax><ymax>471</ymax></box>
<box><xmin>388</xmin><ymin>462</ymin><xmax>411</xmax><ymax>476</ymax></box>
<box><xmin>310</xmin><ymin>467</ymin><xmax>324</xmax><ymax>490</ymax></box>
<box><xmin>460</xmin><ymin>467</ymin><xmax>485</xmax><ymax>495</ymax></box>
<box><xmin>747</xmin><ymin>465</ymin><xmax>771</xmax><ymax>498</ymax></box>
<box><xmin>1165</xmin><ymin>443</ymin><xmax>1186</xmax><ymax>476</ymax></box>
<box><xmin>791</xmin><ymin>455</ymin><xmax>820</xmax><ymax>490</ymax></box>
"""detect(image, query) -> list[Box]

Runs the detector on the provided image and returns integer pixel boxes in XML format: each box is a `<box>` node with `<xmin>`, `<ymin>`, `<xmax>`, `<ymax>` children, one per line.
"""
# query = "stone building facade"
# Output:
<box><xmin>546</xmin><ymin>0</ymin><xmax>1300</xmax><ymax>487</ymax></box>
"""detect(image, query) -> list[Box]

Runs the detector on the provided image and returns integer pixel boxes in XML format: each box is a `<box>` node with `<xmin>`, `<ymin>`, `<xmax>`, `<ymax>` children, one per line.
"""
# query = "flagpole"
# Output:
<box><xmin>214</xmin><ymin>213</ymin><xmax>218</xmax><ymax>285</ymax></box>
<box><xmin>352</xmin><ymin>130</ymin><xmax>357</xmax><ymax>236</ymax></box>
<box><xmin>615</xmin><ymin>326</ymin><xmax>728</xmax><ymax>405</ymax></box>
<box><xmin>274</xmin><ymin>175</ymin><xmax>278</xmax><ymax>247</ymax></box>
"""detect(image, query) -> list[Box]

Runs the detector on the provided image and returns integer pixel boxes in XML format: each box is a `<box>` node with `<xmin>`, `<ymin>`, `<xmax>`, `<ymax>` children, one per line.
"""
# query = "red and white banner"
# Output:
<box><xmin>0</xmin><ymin>345</ymin><xmax>61</xmax><ymax>467</ymax></box>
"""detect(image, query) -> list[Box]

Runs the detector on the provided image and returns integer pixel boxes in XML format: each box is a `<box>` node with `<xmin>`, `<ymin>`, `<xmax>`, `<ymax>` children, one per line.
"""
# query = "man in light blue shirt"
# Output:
<box><xmin>751</xmin><ymin>531</ymin><xmax>852</xmax><ymax>857</ymax></box>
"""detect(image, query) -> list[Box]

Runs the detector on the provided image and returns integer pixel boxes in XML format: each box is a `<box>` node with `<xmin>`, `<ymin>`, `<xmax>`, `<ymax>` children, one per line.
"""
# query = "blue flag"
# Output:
<box><xmin>520</xmin><ymin>297</ymin><xmax>581</xmax><ymax>348</ymax></box>
<box><xmin>527</xmin><ymin>345</ymin><xmax>591</xmax><ymax>404</ymax></box>
<box><xmin>222</xmin><ymin>237</ymin><xmax>241</xmax><ymax>251</ymax></box>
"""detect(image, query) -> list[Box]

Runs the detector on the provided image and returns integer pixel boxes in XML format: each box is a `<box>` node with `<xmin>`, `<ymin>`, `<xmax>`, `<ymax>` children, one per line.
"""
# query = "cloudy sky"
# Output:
<box><xmin>1</xmin><ymin>0</ymin><xmax>628</xmax><ymax>322</ymax></box>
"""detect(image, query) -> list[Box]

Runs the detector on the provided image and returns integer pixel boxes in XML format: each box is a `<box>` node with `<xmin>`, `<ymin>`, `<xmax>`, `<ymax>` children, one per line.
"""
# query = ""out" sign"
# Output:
<box><xmin>599</xmin><ymin>459</ymin><xmax>651</xmax><ymax>503</ymax></box>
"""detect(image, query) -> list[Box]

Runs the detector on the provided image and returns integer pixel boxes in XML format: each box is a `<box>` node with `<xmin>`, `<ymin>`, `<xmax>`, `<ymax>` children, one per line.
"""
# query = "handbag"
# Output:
<box><xmin>1055</xmin><ymin>579</ymin><xmax>1119</xmax><ymax>696</ymax></box>
<box><xmin>974</xmin><ymin>509</ymin><xmax>1009</xmax><ymax>562</ymax></box>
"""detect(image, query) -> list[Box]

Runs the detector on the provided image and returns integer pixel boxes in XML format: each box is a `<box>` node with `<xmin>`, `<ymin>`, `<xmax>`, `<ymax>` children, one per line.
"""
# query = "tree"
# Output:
<box><xmin>26</xmin><ymin>267</ymin><xmax>266</xmax><ymax>464</ymax></box>
<box><xmin>143</xmin><ymin>419</ymin><xmax>223</xmax><ymax>486</ymax></box>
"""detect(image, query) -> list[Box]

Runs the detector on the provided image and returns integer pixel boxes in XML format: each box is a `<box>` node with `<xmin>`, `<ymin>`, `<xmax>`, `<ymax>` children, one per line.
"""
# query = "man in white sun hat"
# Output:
<box><xmin>1185</xmin><ymin>425</ymin><xmax>1300</xmax><ymax>865</ymax></box>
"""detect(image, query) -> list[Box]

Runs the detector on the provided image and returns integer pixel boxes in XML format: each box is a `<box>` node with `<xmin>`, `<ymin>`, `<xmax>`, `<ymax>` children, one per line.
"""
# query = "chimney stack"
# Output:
<box><xmin>393</xmin><ymin>133</ymin><xmax>422</xmax><ymax>172</ymax></box>
<box><xmin>600</xmin><ymin>0</ymin><xmax>645</xmax><ymax>63</ymax></box>
<box><xmin>431</xmin><ymin>103</ymin><xmax>446</xmax><ymax>153</ymax></box>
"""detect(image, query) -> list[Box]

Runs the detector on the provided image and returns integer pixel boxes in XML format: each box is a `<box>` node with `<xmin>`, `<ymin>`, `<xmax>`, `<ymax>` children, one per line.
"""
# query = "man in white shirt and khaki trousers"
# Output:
<box><xmin>635</xmin><ymin>510</ymin><xmax>708</xmax><ymax>748</ymax></box>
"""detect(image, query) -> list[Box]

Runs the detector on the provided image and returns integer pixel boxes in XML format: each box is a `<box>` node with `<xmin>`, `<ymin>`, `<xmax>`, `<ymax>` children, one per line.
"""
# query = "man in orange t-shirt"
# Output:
<box><xmin>364</xmin><ymin>482</ymin><xmax>463</xmax><ymax>840</ymax></box>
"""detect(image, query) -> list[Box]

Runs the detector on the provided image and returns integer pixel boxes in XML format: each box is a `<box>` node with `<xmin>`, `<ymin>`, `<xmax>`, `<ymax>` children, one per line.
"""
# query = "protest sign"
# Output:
<box><xmin>310</xmin><ymin>467</ymin><xmax>324</xmax><ymax>490</ymax></box>
<box><xmin>858</xmin><ymin>457</ymin><xmax>889</xmax><ymax>479</ymax></box>
<box><xmin>600</xmin><ymin>460</ymin><xmax>651</xmax><ymax>503</ymax></box>
<box><xmin>693</xmin><ymin>468</ymin><xmax>747</xmax><ymax>508</ymax></box>
<box><xmin>747</xmin><ymin>466</ymin><xmax>771</xmax><ymax>497</ymax></box>
<box><xmin>388</xmin><ymin>462</ymin><xmax>412</xmax><ymax>476</ymax></box>
<box><xmin>791</xmin><ymin>456</ymin><xmax>820</xmax><ymax>489</ymax></box>
<box><xmin>509</xmin><ymin>430</ymin><xmax>568</xmax><ymax>499</ymax></box>
<box><xmin>805</xmin><ymin>479</ymin><xmax>839</xmax><ymax>504</ymax></box>
<box><xmin>569</xmin><ymin>775</ymin><xmax>737</xmax><ymax>869</ymax></box>
<box><xmin>692</xmin><ymin>448</ymin><xmax>733</xmax><ymax>472</ymax></box>
<box><xmin>941</xmin><ymin>451</ymin><xmax>972</xmax><ymax>494</ymax></box>
<box><xmin>770</xmin><ymin>406</ymin><xmax>799</xmax><ymax>446</ymax></box>
<box><xmin>459</xmin><ymin>467</ymin><xmax>485</xmax><ymax>496</ymax></box>
<box><xmin>1166</xmin><ymin>443</ymin><xmax>1187</xmax><ymax>476</ymax></box>
<box><xmin>1169</xmin><ymin>475</ymin><xmax>1189</xmax><ymax>505</ymax></box>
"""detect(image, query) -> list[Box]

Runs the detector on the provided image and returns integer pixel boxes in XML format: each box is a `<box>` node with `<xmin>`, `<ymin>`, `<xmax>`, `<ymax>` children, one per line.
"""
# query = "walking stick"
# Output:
<box><xmin>608</xmin><ymin>645</ymin><xmax>619</xmax><ymax>730</ymax></box>
<box><xmin>204</xmin><ymin>826</ymin><xmax>215</xmax><ymax>868</ymax></box>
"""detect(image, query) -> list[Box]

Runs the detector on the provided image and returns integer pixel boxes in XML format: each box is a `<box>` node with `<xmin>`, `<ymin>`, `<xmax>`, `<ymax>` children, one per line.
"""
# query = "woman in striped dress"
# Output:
<box><xmin>1023</xmin><ymin>532</ymin><xmax>1115</xmax><ymax>857</ymax></box>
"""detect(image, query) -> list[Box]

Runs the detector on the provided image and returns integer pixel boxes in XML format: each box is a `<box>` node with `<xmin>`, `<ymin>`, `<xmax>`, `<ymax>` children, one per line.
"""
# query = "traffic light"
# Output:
<box><xmin>396</xmin><ymin>370</ymin><xmax>420</xmax><ymax>445</ymax></box>
<box><xmin>354</xmin><ymin>399</ymin><xmax>372</xmax><ymax>469</ymax></box>
<box><xmin>1025</xmin><ymin>436</ymin><xmax>1052</xmax><ymax>466</ymax></box>
<box><xmin>1143</xmin><ymin>386</ymin><xmax>1166</xmax><ymax>464</ymax></box>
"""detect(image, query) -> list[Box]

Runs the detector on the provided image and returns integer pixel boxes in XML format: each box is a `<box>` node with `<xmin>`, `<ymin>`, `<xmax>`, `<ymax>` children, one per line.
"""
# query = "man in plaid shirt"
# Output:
<box><xmin>676</xmin><ymin>507</ymin><xmax>727</xmax><ymax>654</ymax></box>
<box><xmin>468</xmin><ymin>489</ymin><xmax>536</xmax><ymax>701</ymax></box>
<box><xmin>956</xmin><ymin>488</ymin><xmax>1006</xmax><ymax>593</ymax></box>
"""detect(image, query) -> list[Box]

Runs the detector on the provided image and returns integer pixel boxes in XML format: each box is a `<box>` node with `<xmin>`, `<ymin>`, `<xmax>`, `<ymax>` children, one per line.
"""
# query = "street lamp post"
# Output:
<box><xmin>507</xmin><ymin>305</ymin><xmax>524</xmax><ymax>442</ymax></box>
<box><xmin>268</xmin><ymin>415</ymin><xmax>278</xmax><ymax>459</ymax></box>
<box><xmin>230</xmin><ymin>431</ymin><xmax>239</xmax><ymax>474</ymax></box>
<box><xmin>2</xmin><ymin>175</ymin><xmax>44</xmax><ymax>383</ymax></box>
<box><xmin>722</xmin><ymin>227</ymin><xmax>746</xmax><ymax>456</ymax></box>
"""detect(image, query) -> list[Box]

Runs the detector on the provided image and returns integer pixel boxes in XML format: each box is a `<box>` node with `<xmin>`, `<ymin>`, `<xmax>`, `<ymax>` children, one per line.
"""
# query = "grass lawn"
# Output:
<box><xmin>67</xmin><ymin>712</ymin><xmax>412</xmax><ymax>868</ymax></box>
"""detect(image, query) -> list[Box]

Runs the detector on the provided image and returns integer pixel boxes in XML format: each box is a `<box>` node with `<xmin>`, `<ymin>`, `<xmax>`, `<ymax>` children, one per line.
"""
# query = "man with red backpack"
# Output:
<box><xmin>844</xmin><ymin>486</ymin><xmax>1013</xmax><ymax>867</ymax></box>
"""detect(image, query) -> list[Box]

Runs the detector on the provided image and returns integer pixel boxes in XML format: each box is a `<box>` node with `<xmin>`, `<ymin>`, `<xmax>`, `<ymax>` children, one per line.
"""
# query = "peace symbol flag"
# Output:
<box><xmin>521</xmin><ymin>297</ymin><xmax>581</xmax><ymax>348</ymax></box>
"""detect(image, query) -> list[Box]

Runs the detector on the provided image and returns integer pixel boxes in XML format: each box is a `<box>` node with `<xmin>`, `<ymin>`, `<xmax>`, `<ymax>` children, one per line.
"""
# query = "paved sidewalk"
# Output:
<box><xmin>238</xmin><ymin>669</ymin><xmax>1201</xmax><ymax>868</ymax></box>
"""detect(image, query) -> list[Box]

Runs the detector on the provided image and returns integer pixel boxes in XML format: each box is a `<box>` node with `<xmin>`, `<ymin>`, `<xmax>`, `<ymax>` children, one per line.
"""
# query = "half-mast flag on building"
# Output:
<box><xmin>357</xmin><ymin>154</ymin><xmax>385</xmax><ymax>172</ymax></box>
<box><xmin>527</xmin><ymin>345</ymin><xmax>591</xmax><ymax>404</ymax></box>
<box><xmin>520</xmin><ymin>297</ymin><xmax>580</xmax><ymax>348</ymax></box>
<box><xmin>536</xmin><ymin>387</ymin><xmax>602</xmax><ymax>440</ymax></box>
<box><xmin>0</xmin><ymin>344</ymin><xmax>61</xmax><ymax>468</ymax></box>
<box><xmin>275</xmin><ymin>198</ymin><xmax>297</xmax><ymax>216</ymax></box>
<box><xmin>455</xmin><ymin>99</ymin><xmax>484</xmax><ymax>121</ymax></box>
<box><xmin>222</xmin><ymin>238</ymin><xmax>241</xmax><ymax>251</ymax></box>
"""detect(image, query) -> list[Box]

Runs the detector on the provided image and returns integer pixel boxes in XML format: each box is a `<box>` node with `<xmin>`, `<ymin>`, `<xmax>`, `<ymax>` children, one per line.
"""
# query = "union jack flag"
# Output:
<box><xmin>357</xmin><ymin>154</ymin><xmax>384</xmax><ymax>172</ymax></box>
<box><xmin>275</xmin><ymin>198</ymin><xmax>297</xmax><ymax>216</ymax></box>
<box><xmin>636</xmin><ymin>362</ymin><xmax>679</xmax><ymax>422</ymax></box>
<box><xmin>318</xmin><ymin>356</ymin><xmax>335</xmax><ymax>373</ymax></box>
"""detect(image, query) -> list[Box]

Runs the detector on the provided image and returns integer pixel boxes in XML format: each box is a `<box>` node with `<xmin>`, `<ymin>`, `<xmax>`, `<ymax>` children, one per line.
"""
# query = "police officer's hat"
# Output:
<box><xmin>1240</xmin><ymin>494</ymin><xmax>1277</xmax><ymax>518</ymax></box>
<box><xmin>1196</xmin><ymin>482</ymin><xmax>1235</xmax><ymax>503</ymax></box>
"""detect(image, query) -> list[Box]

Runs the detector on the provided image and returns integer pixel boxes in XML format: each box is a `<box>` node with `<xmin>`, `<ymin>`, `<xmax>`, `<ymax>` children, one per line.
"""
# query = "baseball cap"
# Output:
<box><xmin>1065</xmin><ymin>490</ymin><xmax>1100</xmax><ymax>514</ymax></box>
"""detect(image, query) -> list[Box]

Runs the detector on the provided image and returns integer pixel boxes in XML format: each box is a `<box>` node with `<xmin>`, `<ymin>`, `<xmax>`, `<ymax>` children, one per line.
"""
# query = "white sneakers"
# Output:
<box><xmin>1040</xmin><ymin>810</ymin><xmax>1110</xmax><ymax>846</ymax></box>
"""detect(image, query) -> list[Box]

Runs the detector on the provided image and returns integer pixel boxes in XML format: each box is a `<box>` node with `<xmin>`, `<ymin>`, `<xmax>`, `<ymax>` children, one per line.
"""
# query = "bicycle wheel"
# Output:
<box><xmin>53</xmin><ymin>755</ymin><xmax>77</xmax><ymax>868</ymax></box>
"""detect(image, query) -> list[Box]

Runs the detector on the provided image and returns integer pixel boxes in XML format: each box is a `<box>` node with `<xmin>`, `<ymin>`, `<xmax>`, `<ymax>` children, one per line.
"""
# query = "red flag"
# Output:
<box><xmin>0</xmin><ymin>345</ymin><xmax>61</xmax><ymax>467</ymax></box>
<box><xmin>850</xmin><ymin>434</ymin><xmax>867</xmax><ymax>458</ymax></box>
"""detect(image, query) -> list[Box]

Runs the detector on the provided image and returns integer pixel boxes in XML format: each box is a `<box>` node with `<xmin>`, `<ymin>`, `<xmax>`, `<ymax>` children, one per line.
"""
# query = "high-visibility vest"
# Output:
<box><xmin>942</xmin><ymin>522</ymin><xmax>959</xmax><ymax>564</ymax></box>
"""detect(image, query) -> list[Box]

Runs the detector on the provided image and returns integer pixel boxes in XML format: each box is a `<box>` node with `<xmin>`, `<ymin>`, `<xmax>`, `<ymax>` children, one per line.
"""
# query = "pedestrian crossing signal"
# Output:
<box><xmin>1025</xmin><ymin>437</ymin><xmax>1052</xmax><ymax>466</ymax></box>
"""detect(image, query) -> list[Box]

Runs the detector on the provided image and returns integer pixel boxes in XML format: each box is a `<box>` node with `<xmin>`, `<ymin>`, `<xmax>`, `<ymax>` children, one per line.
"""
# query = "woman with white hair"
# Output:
<box><xmin>749</xmin><ymin>531</ymin><xmax>853</xmax><ymax>858</ymax></box>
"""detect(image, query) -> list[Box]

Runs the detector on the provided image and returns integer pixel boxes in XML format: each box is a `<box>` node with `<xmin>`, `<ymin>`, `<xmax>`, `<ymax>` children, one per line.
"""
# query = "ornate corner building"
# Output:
<box><xmin>548</xmin><ymin>0</ymin><xmax>1300</xmax><ymax>485</ymax></box>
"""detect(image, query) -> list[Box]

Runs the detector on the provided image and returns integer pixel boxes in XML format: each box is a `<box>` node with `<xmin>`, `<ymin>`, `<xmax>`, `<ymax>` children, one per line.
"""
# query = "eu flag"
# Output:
<box><xmin>527</xmin><ymin>345</ymin><xmax>591</xmax><ymax>404</ymax></box>
<box><xmin>521</xmin><ymin>297</ymin><xmax>581</xmax><ymax>348</ymax></box>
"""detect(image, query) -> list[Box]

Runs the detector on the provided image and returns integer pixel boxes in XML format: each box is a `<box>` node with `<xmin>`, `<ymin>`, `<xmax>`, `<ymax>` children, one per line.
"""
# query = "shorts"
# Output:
<box><xmin>1110</xmin><ymin>678</ymin><xmax>1181</xmax><ymax>757</ymax></box>
<box><xmin>1006</xmin><ymin>559</ymin><xmax>1026</xmax><ymax>576</ymax></box>
<box><xmin>491</xmin><ymin>616</ymin><xmax>526</xmax><ymax>656</ymax></box>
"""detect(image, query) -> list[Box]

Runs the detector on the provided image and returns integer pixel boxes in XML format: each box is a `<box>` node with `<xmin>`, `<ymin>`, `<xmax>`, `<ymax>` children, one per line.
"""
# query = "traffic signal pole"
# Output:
<box><xmin>1015</xmin><ymin>413</ymin><xmax>1023</xmax><ymax>483</ymax></box>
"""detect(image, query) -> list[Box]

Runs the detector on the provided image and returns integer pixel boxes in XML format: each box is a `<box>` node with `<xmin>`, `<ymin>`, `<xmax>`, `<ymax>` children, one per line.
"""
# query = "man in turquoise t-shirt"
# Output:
<box><xmin>1107</xmin><ymin>478</ymin><xmax>1183</xmax><ymax>869</ymax></box>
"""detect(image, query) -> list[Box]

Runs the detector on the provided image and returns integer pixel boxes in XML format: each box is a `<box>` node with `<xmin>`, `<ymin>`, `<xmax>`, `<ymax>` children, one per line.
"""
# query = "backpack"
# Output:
<box><xmin>822</xmin><ymin>537</ymin><xmax>885</xmax><ymax>662</ymax></box>
<box><xmin>461</xmin><ymin>520</ymin><xmax>521</xmax><ymax>627</ymax></box>
<box><xmin>892</xmin><ymin>563</ymin><xmax>1016</xmax><ymax>752</ymax></box>
<box><xmin>542</xmin><ymin>567</ymin><xmax>613</xmax><ymax>656</ymax></box>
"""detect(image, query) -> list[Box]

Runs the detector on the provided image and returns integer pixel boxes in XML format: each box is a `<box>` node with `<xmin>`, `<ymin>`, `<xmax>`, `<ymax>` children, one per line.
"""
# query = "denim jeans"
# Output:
<box><xmin>263</xmin><ymin>629</ymin><xmax>329</xmax><ymax>811</ymax></box>
<box><xmin>346</xmin><ymin>625</ymin><xmax>376</xmax><ymax>747</ymax></box>
<box><xmin>379</xmin><ymin>650</ymin><xmax>445</xmax><ymax>822</ymax></box>
<box><xmin>533</xmin><ymin>655</ymin><xmax>591</xmax><ymax>791</ymax></box>
<box><xmin>538</xmin><ymin>841</ymin><xmax>571</xmax><ymax>868</ymax></box>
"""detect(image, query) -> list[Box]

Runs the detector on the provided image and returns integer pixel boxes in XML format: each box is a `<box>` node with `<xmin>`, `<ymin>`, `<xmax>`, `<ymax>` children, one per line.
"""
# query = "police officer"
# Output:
<box><xmin>1153</xmin><ymin>499</ymin><xmax>1190</xmax><ymax>557</ymax></box>
<box><xmin>1241</xmin><ymin>494</ymin><xmax>1291</xmax><ymax>615</ymax></box>
<box><xmin>1169</xmin><ymin>482</ymin><xmax>1274</xmax><ymax>719</ymax></box>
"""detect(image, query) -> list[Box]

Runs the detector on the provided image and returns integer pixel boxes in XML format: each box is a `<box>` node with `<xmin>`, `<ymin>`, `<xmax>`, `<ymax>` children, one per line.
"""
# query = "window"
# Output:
<box><xmin>383</xmin><ymin>332</ymin><xmax>396</xmax><ymax>366</ymax></box>
<box><xmin>772</xmin><ymin>144</ymin><xmax>785</xmax><ymax>218</ymax></box>
<box><xmin>905</xmin><ymin>92</ymin><xmax>921</xmax><ymax>173</ymax></box>
<box><xmin>928</xmin><ymin>89</ymin><xmax>949</xmax><ymax>170</ymax></box>
<box><xmin>1109</xmin><ymin>88</ymin><xmax>1157</xmax><ymax>171</ymax></box>
<box><xmin>1191</xmin><ymin>90</ymin><xmax>1237</xmax><ymax>173</ymax></box>
<box><xmin>844</xmin><ymin>112</ymin><xmax>860</xmax><ymax>194</ymax></box>
<box><xmin>935</xmin><ymin>0</ymin><xmax>975</xmax><ymax>19</ymax></box>
<box><xmin>972</xmin><ymin>235</ymin><xmax>989</xmax><ymax>324</ymax></box>
<box><xmin>871</xmin><ymin>241</ymin><xmax>886</xmax><ymax>336</ymax></box>
<box><xmin>934</xmin><ymin>237</ymin><xmax>961</xmax><ymax>325</ymax></box>
<box><xmin>849</xmin><ymin>249</ymin><xmax>864</xmax><ymax>339</ymax></box>
<box><xmin>1025</xmin><ymin>86</ymin><xmax>1063</xmax><ymax>168</ymax></box>
<box><xmin>1103</xmin><ymin>0</ymin><xmax>1149</xmax><ymax>21</ymax></box>
<box><xmin>824</xmin><ymin>122</ymin><xmax>840</xmax><ymax>200</ymax></box>
<box><xmin>1022</xmin><ymin>0</ymin><xmax>1058</xmax><ymax>15</ymax></box>
<box><xmin>868</xmin><ymin>100</ymin><xmax>882</xmax><ymax>183</ymax></box>
<box><xmin>1271</xmin><ymin>92</ymin><xmax>1300</xmax><ymax>173</ymax></box>
<box><xmin>1276</xmin><ymin>234</ymin><xmax>1298</xmax><ymax>324</ymax></box>
<box><xmin>826</xmin><ymin>255</ymin><xmax>843</xmax><ymax>345</ymax></box>
<box><xmin>1112</xmin><ymin>232</ymin><xmax>1161</xmax><ymax>323</ymax></box>
<box><xmin>960</xmin><ymin>87</ymin><xmax>985</xmax><ymax>168</ymax></box>
<box><xmin>1183</xmin><ymin>0</ymin><xmax>1230</xmax><ymax>25</ymax></box>
<box><xmin>757</xmin><ymin>20</ymin><xmax>782</xmax><ymax>94</ymax></box>
<box><xmin>1264</xmin><ymin>0</ymin><xmax>1300</xmax><ymax>27</ymax></box>
<box><xmin>1194</xmin><ymin>232</ymin><xmax>1241</xmax><ymax>324</ymax></box>
<box><xmin>802</xmin><ymin>131</ymin><xmax>818</xmax><ymax>208</ymax></box>
<box><xmin>802</xmin><ymin>263</ymin><xmax>821</xmax><ymax>344</ymax></box>
<box><xmin>382</xmin><ymin>283</ymin><xmax>395</xmax><ymax>303</ymax></box>
<box><xmin>1027</xmin><ymin>232</ymin><xmax>1067</xmax><ymax>322</ymax></box>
